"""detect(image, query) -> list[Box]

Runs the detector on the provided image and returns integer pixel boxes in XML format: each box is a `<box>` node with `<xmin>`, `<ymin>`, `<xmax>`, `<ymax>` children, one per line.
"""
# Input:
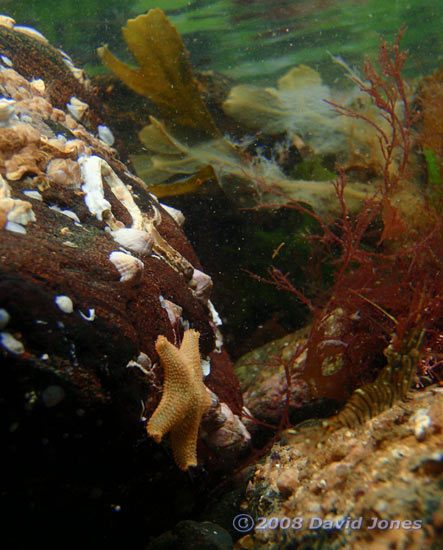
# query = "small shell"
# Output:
<box><xmin>111</xmin><ymin>227</ymin><xmax>154</xmax><ymax>256</ymax></box>
<box><xmin>159</xmin><ymin>295</ymin><xmax>183</xmax><ymax>326</ymax></box>
<box><xmin>22</xmin><ymin>190</ymin><xmax>43</xmax><ymax>201</ymax></box>
<box><xmin>160</xmin><ymin>203</ymin><xmax>185</xmax><ymax>226</ymax></box>
<box><xmin>0</xmin><ymin>98</ymin><xmax>16</xmax><ymax>126</ymax></box>
<box><xmin>97</xmin><ymin>125</ymin><xmax>115</xmax><ymax>146</ymax></box>
<box><xmin>66</xmin><ymin>96</ymin><xmax>88</xmax><ymax>121</ymax></box>
<box><xmin>0</xmin><ymin>198</ymin><xmax>36</xmax><ymax>231</ymax></box>
<box><xmin>0</xmin><ymin>55</ymin><xmax>13</xmax><ymax>67</ymax></box>
<box><xmin>203</xmin><ymin>400</ymin><xmax>251</xmax><ymax>456</ymax></box>
<box><xmin>109</xmin><ymin>251</ymin><xmax>144</xmax><ymax>283</ymax></box>
<box><xmin>201</xmin><ymin>358</ymin><xmax>211</xmax><ymax>377</ymax></box>
<box><xmin>189</xmin><ymin>269</ymin><xmax>213</xmax><ymax>303</ymax></box>
<box><xmin>58</xmin><ymin>49</ymin><xmax>74</xmax><ymax>64</ymax></box>
<box><xmin>54</xmin><ymin>295</ymin><xmax>74</xmax><ymax>314</ymax></box>
<box><xmin>13</xmin><ymin>25</ymin><xmax>49</xmax><ymax>44</ymax></box>
<box><xmin>46</xmin><ymin>158</ymin><xmax>82</xmax><ymax>188</ymax></box>
<box><xmin>411</xmin><ymin>408</ymin><xmax>432</xmax><ymax>441</ymax></box>
<box><xmin>30</xmin><ymin>79</ymin><xmax>45</xmax><ymax>95</ymax></box>
<box><xmin>48</xmin><ymin>206</ymin><xmax>81</xmax><ymax>224</ymax></box>
<box><xmin>0</xmin><ymin>308</ymin><xmax>10</xmax><ymax>330</ymax></box>
<box><xmin>0</xmin><ymin>15</ymin><xmax>16</xmax><ymax>28</ymax></box>
<box><xmin>208</xmin><ymin>300</ymin><xmax>223</xmax><ymax>327</ymax></box>
<box><xmin>137</xmin><ymin>352</ymin><xmax>151</xmax><ymax>369</ymax></box>
<box><xmin>79</xmin><ymin>308</ymin><xmax>95</xmax><ymax>322</ymax></box>
<box><xmin>0</xmin><ymin>174</ymin><xmax>11</xmax><ymax>199</ymax></box>
<box><xmin>0</xmin><ymin>331</ymin><xmax>24</xmax><ymax>355</ymax></box>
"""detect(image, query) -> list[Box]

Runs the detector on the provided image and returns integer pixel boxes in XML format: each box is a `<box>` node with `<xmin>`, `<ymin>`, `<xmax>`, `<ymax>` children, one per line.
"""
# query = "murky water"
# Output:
<box><xmin>5</xmin><ymin>0</ymin><xmax>442</xmax><ymax>83</ymax></box>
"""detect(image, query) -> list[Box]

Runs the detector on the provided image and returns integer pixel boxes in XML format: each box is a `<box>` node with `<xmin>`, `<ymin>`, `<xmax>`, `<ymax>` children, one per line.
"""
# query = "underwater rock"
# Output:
<box><xmin>234</xmin><ymin>328</ymin><xmax>312</xmax><ymax>429</ymax></box>
<box><xmin>0</xmin><ymin>20</ymin><xmax>103</xmax><ymax>130</ymax></box>
<box><xmin>146</xmin><ymin>519</ymin><xmax>233</xmax><ymax>550</ymax></box>
<box><xmin>202</xmin><ymin>389</ymin><xmax>251</xmax><ymax>467</ymax></box>
<box><xmin>0</xmin><ymin>21</ymin><xmax>248</xmax><ymax>547</ymax></box>
<box><xmin>235</xmin><ymin>386</ymin><xmax>443</xmax><ymax>550</ymax></box>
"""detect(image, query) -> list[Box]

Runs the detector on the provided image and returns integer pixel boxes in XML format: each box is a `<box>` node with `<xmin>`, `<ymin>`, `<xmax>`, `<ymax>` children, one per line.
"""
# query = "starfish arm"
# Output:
<box><xmin>170</xmin><ymin>414</ymin><xmax>201</xmax><ymax>470</ymax></box>
<box><xmin>147</xmin><ymin>335</ymin><xmax>190</xmax><ymax>441</ymax></box>
<box><xmin>179</xmin><ymin>329</ymin><xmax>202</xmax><ymax>378</ymax></box>
<box><xmin>156</xmin><ymin>335</ymin><xmax>194</xmax><ymax>387</ymax></box>
<box><xmin>147</xmin><ymin>395</ymin><xmax>187</xmax><ymax>442</ymax></box>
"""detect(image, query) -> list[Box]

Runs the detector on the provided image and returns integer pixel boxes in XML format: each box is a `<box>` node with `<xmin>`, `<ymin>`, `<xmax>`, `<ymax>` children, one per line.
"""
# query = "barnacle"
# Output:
<box><xmin>79</xmin><ymin>154</ymin><xmax>195</xmax><ymax>281</ymax></box>
<box><xmin>325</xmin><ymin>328</ymin><xmax>425</xmax><ymax>429</ymax></box>
<box><xmin>109</xmin><ymin>251</ymin><xmax>144</xmax><ymax>284</ymax></box>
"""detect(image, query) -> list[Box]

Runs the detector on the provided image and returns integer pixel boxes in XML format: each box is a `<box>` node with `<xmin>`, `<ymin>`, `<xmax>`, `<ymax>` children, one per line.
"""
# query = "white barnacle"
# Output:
<box><xmin>78</xmin><ymin>308</ymin><xmax>95</xmax><ymax>322</ymax></box>
<box><xmin>7</xmin><ymin>200</ymin><xmax>36</xmax><ymax>225</ymax></box>
<box><xmin>159</xmin><ymin>295</ymin><xmax>182</xmax><ymax>326</ymax></box>
<box><xmin>13</xmin><ymin>25</ymin><xmax>49</xmax><ymax>44</ymax></box>
<box><xmin>48</xmin><ymin>205</ymin><xmax>81</xmax><ymax>224</ymax></box>
<box><xmin>0</xmin><ymin>331</ymin><xmax>24</xmax><ymax>355</ymax></box>
<box><xmin>66</xmin><ymin>96</ymin><xmax>88</xmax><ymax>121</ymax></box>
<box><xmin>97</xmin><ymin>125</ymin><xmax>115</xmax><ymax>146</ymax></box>
<box><xmin>189</xmin><ymin>268</ymin><xmax>213</xmax><ymax>303</ymax></box>
<box><xmin>54</xmin><ymin>295</ymin><xmax>74</xmax><ymax>314</ymax></box>
<box><xmin>410</xmin><ymin>408</ymin><xmax>432</xmax><ymax>441</ymax></box>
<box><xmin>208</xmin><ymin>300</ymin><xmax>223</xmax><ymax>327</ymax></box>
<box><xmin>79</xmin><ymin>155</ymin><xmax>112</xmax><ymax>221</ymax></box>
<box><xmin>0</xmin><ymin>174</ymin><xmax>11</xmax><ymax>199</ymax></box>
<box><xmin>0</xmin><ymin>308</ymin><xmax>10</xmax><ymax>330</ymax></box>
<box><xmin>30</xmin><ymin>79</ymin><xmax>45</xmax><ymax>95</ymax></box>
<box><xmin>160</xmin><ymin>203</ymin><xmax>185</xmax><ymax>226</ymax></box>
<box><xmin>79</xmin><ymin>155</ymin><xmax>144</xmax><ymax>228</ymax></box>
<box><xmin>0</xmin><ymin>15</ymin><xmax>15</xmax><ymax>29</ymax></box>
<box><xmin>126</xmin><ymin>352</ymin><xmax>152</xmax><ymax>375</ymax></box>
<box><xmin>111</xmin><ymin>227</ymin><xmax>153</xmax><ymax>256</ymax></box>
<box><xmin>58</xmin><ymin>49</ymin><xmax>74</xmax><ymax>65</ymax></box>
<box><xmin>0</xmin><ymin>196</ymin><xmax>36</xmax><ymax>233</ymax></box>
<box><xmin>201</xmin><ymin>358</ymin><xmax>211</xmax><ymax>377</ymax></box>
<box><xmin>0</xmin><ymin>98</ymin><xmax>16</xmax><ymax>127</ymax></box>
<box><xmin>22</xmin><ymin>190</ymin><xmax>43</xmax><ymax>201</ymax></box>
<box><xmin>0</xmin><ymin>55</ymin><xmax>12</xmax><ymax>67</ymax></box>
<box><xmin>109</xmin><ymin>251</ymin><xmax>144</xmax><ymax>283</ymax></box>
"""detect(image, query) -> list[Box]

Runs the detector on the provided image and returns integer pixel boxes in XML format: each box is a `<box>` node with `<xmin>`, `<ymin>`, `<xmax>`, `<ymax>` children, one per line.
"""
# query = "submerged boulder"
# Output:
<box><xmin>0</xmin><ymin>19</ymin><xmax>248</xmax><ymax>548</ymax></box>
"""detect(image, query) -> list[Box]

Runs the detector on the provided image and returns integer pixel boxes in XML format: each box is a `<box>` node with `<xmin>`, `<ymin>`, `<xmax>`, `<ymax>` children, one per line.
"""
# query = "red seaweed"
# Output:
<box><xmin>250</xmin><ymin>27</ymin><xmax>443</xmax><ymax>405</ymax></box>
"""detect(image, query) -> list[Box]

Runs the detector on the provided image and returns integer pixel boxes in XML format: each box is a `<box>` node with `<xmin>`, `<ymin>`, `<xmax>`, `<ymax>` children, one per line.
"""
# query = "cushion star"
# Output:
<box><xmin>147</xmin><ymin>329</ymin><xmax>212</xmax><ymax>470</ymax></box>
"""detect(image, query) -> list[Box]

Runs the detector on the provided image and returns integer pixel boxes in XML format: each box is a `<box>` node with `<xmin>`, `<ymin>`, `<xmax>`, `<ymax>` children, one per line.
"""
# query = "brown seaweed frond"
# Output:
<box><xmin>97</xmin><ymin>9</ymin><xmax>220</xmax><ymax>138</ymax></box>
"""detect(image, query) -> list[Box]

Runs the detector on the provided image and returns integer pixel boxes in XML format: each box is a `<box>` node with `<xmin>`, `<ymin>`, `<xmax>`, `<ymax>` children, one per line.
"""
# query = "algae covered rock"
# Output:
<box><xmin>0</xmin><ymin>19</ymin><xmax>248</xmax><ymax>548</ymax></box>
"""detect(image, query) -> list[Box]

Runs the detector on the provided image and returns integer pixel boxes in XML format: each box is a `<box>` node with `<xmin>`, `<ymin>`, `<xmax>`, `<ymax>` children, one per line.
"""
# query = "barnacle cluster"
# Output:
<box><xmin>0</xmin><ymin>32</ymin><xmax>214</xmax><ymax>306</ymax></box>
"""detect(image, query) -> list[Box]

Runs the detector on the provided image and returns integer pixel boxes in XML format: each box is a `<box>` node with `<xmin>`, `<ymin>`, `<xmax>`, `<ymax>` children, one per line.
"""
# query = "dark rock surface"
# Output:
<box><xmin>0</xmin><ymin>21</ymin><xmax>247</xmax><ymax>549</ymax></box>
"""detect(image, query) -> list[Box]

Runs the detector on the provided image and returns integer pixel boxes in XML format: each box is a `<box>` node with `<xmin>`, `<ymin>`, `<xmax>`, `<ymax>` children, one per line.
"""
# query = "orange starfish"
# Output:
<box><xmin>147</xmin><ymin>329</ymin><xmax>212</xmax><ymax>470</ymax></box>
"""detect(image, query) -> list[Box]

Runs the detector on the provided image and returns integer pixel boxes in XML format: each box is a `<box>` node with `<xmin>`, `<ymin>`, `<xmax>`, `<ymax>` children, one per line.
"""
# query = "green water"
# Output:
<box><xmin>4</xmin><ymin>0</ymin><xmax>442</xmax><ymax>84</ymax></box>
